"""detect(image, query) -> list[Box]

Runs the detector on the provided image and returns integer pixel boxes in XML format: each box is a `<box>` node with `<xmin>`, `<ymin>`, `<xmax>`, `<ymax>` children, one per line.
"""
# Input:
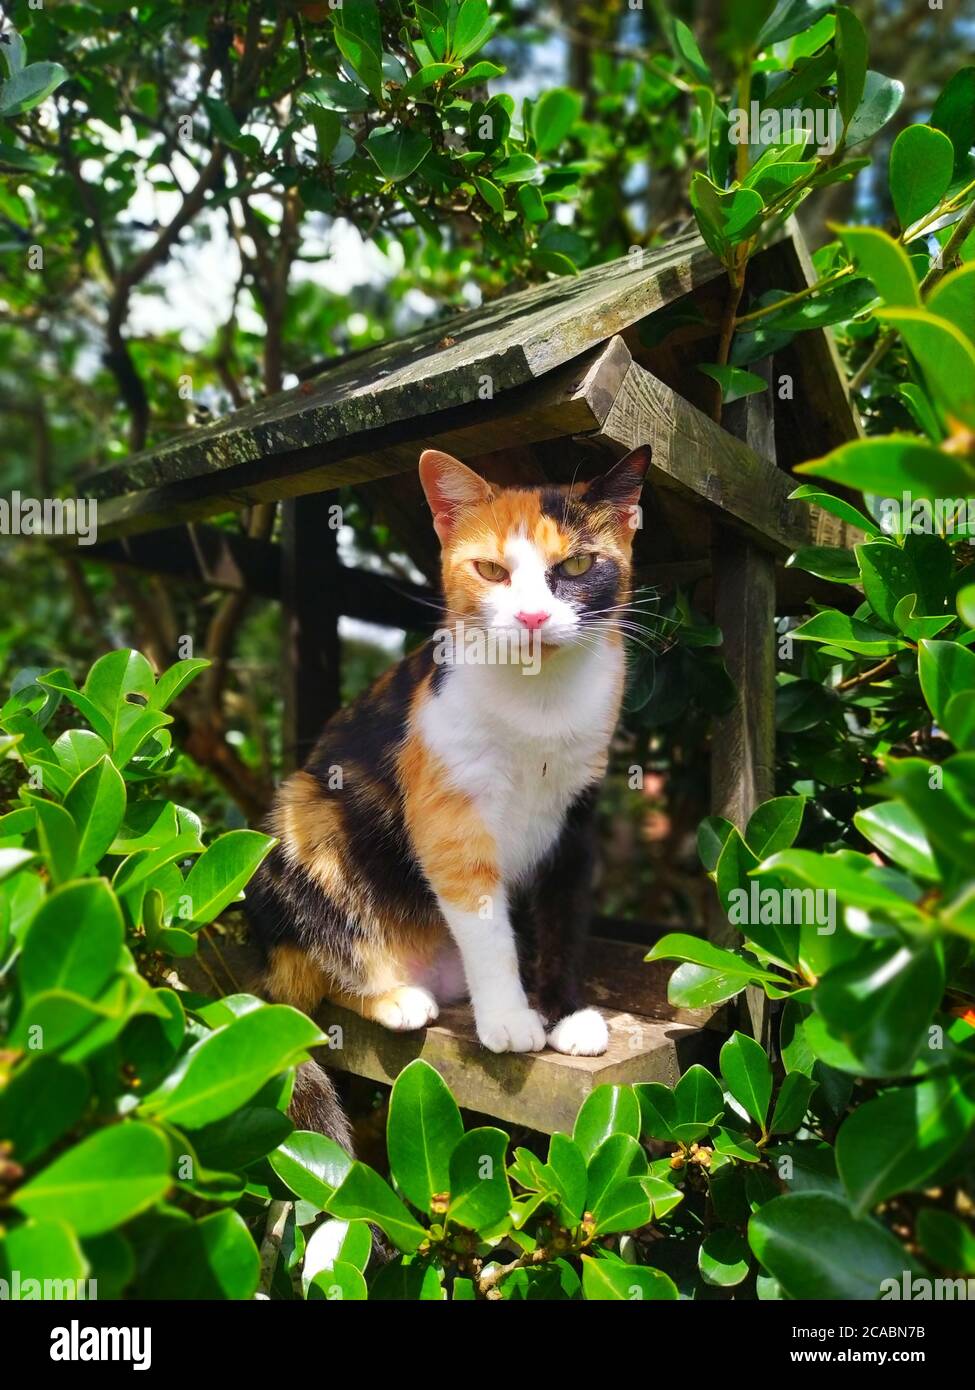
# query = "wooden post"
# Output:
<box><xmin>710</xmin><ymin>361</ymin><xmax>778</xmax><ymax>1045</ymax></box>
<box><xmin>281</xmin><ymin>492</ymin><xmax>341</xmax><ymax>772</ymax></box>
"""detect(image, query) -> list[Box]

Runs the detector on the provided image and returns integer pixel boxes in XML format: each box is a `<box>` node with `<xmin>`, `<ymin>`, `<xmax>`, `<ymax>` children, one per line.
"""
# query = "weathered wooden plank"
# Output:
<box><xmin>83</xmin><ymin>338</ymin><xmax>633</xmax><ymax>541</ymax></box>
<box><xmin>86</xmin><ymin>525</ymin><xmax>438</xmax><ymax>627</ymax></box>
<box><xmin>178</xmin><ymin>935</ymin><xmax>720</xmax><ymax>1132</ymax></box>
<box><xmin>317</xmin><ymin>1002</ymin><xmax>712</xmax><ymax>1135</ymax></box>
<box><xmin>86</xmin><ymin>233</ymin><xmax>720</xmax><ymax>502</ymax></box>
<box><xmin>593</xmin><ymin>358</ymin><xmax>861</xmax><ymax>557</ymax></box>
<box><xmin>89</xmin><ymin>524</ymin><xmax>281</xmax><ymax>595</ymax></box>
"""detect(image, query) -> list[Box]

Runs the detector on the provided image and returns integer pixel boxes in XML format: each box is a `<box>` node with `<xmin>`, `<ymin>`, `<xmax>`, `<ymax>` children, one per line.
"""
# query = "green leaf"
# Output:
<box><xmin>13</xmin><ymin>1123</ymin><xmax>171</xmax><ymax>1236</ymax></box>
<box><xmin>837</xmin><ymin>225</ymin><xmax>919</xmax><ymax>307</ymax></box>
<box><xmin>0</xmin><ymin>1056</ymin><xmax>90</xmax><ymax>1164</ymax></box>
<box><xmin>449</xmin><ymin>61</ymin><xmax>504</xmax><ymax>90</ymax></box>
<box><xmin>749</xmin><ymin>1192</ymin><xmax>921</xmax><ymax>1298</ymax></box>
<box><xmin>854</xmin><ymin>800</ymin><xmax>939</xmax><ymax>881</ymax></box>
<box><xmin>845</xmin><ymin>71</ymin><xmax>904</xmax><ymax>148</ymax></box>
<box><xmin>473</xmin><ymin>175</ymin><xmax>504</xmax><ymax>213</ymax></box>
<box><xmin>572</xmin><ymin>1083</ymin><xmax>640</xmax><ymax>1160</ymax></box>
<box><xmin>581</xmin><ymin>1254</ymin><xmax>677</xmax><ymax>1300</ymax></box>
<box><xmin>720</xmin><ymin>1032</ymin><xmax>773</xmax><ymax>1129</ymax></box>
<box><xmin>927</xmin><ymin>263</ymin><xmax>975</xmax><ymax>349</ymax></box>
<box><xmin>0</xmin><ymin>60</ymin><xmax>68</xmax><ymax>117</ymax></box>
<box><xmin>366</xmin><ymin>126</ymin><xmax>431</xmax><ymax>181</ymax></box>
<box><xmin>63</xmin><ymin>756</ymin><xmax>126</xmax><ymax>874</ymax></box>
<box><xmin>889</xmin><ymin>124</ymin><xmax>955</xmax><ymax>231</ymax></box>
<box><xmin>545</xmin><ymin>1132</ymin><xmax>588</xmax><ymax>1223</ymax></box>
<box><xmin>139</xmin><ymin>1005</ymin><xmax>324</xmax><ymax>1127</ymax></box>
<box><xmin>586</xmin><ymin>1134</ymin><xmax>648</xmax><ymax>1220</ymax></box>
<box><xmin>690</xmin><ymin>174</ymin><xmax>765</xmax><ymax>261</ymax></box>
<box><xmin>268</xmin><ymin>1131</ymin><xmax>352</xmax><ymax>1209</ymax></box>
<box><xmin>697</xmin><ymin>363</ymin><xmax>767</xmax><ymax>404</ymax></box>
<box><xmin>769</xmin><ymin>1071</ymin><xmax>817</xmax><ymax>1134</ymax></box>
<box><xmin>20</xmin><ymin>880</ymin><xmax>124</xmax><ymax>1001</ymax></box>
<box><xmin>139</xmin><ymin>1210</ymin><xmax>259</xmax><ymax>1300</ymax></box>
<box><xmin>646</xmin><ymin>932</ymin><xmax>781</xmax><ymax>985</ymax></box>
<box><xmin>876</xmin><ymin>308</ymin><xmax>975</xmax><ymax>430</ymax></box>
<box><xmin>0</xmin><ymin>1220</ymin><xmax>88</xmax><ymax>1287</ymax></box>
<box><xmin>590</xmin><ymin>1177</ymin><xmax>653</xmax><ymax>1236</ymax></box>
<box><xmin>834</xmin><ymin>7</ymin><xmax>867</xmax><ymax>129</ymax></box>
<box><xmin>308</xmin><ymin>1259</ymin><xmax>368</xmax><ymax>1301</ymax></box>
<box><xmin>29</xmin><ymin>796</ymin><xmax>78</xmax><ymax>885</ymax></box>
<box><xmin>931</xmin><ymin>67</ymin><xmax>975</xmax><ymax>174</ymax></box>
<box><xmin>789</xmin><ymin>609</ymin><xmax>908</xmax><ymax>656</ymax></box>
<box><xmin>699</xmin><ymin>1228</ymin><xmax>750</xmax><ymax>1287</ymax></box>
<box><xmin>786</xmin><ymin>545</ymin><xmax>860</xmax><ymax>582</ymax></box>
<box><xmin>917</xmin><ymin>1208</ymin><xmax>975</xmax><ymax>1274</ymax></box>
<box><xmin>790</xmin><ymin>483</ymin><xmax>884</xmax><ymax>536</ymax></box>
<box><xmin>836</xmin><ymin>1075</ymin><xmax>975</xmax><ymax>1217</ymax></box>
<box><xmin>53</xmin><ymin>728</ymin><xmax>111</xmax><ymax>781</ymax></box>
<box><xmin>919</xmin><ymin>639</ymin><xmax>975</xmax><ymax>747</ymax></box>
<box><xmin>82</xmin><ymin>649</ymin><xmax>156</xmax><ymax>740</ymax></box>
<box><xmin>673</xmin><ymin>19</ymin><xmax>711</xmax><ymax>83</ymax></box>
<box><xmin>673</xmin><ymin>1064</ymin><xmax>725</xmax><ymax>1130</ymax></box>
<box><xmin>666</xmin><ymin>962</ymin><xmax>749</xmax><ymax>1008</ymax></box>
<box><xmin>302</xmin><ymin>1219</ymin><xmax>372</xmax><ymax>1294</ymax></box>
<box><xmin>328</xmin><ymin>1162</ymin><xmax>426</xmax><ymax>1253</ymax></box>
<box><xmin>387</xmin><ymin>1058</ymin><xmax>463</xmax><ymax>1214</ymax></box>
<box><xmin>334</xmin><ymin>22</ymin><xmax>383</xmax><ymax>102</ymax></box>
<box><xmin>447</xmin><ymin>1127</ymin><xmax>511</xmax><ymax>1230</ymax></box>
<box><xmin>179</xmin><ymin>829</ymin><xmax>274</xmax><ymax>928</ymax></box>
<box><xmin>897</xmin><ymin>383</ymin><xmax>944</xmax><ymax>441</ymax></box>
<box><xmin>745</xmin><ymin>796</ymin><xmax>805</xmax><ymax>858</ymax></box>
<box><xmin>796</xmin><ymin>434</ymin><xmax>975</xmax><ymax>503</ymax></box>
<box><xmin>813</xmin><ymin>942</ymin><xmax>944</xmax><ymax>1075</ymax></box>
<box><xmin>697</xmin><ymin>814</ymin><xmax>735</xmax><ymax>872</ymax></box>
<box><xmin>449</xmin><ymin>0</ymin><xmax>493</xmax><ymax>61</ymax></box>
<box><xmin>532</xmin><ymin>88</ymin><xmax>582</xmax><ymax>155</ymax></box>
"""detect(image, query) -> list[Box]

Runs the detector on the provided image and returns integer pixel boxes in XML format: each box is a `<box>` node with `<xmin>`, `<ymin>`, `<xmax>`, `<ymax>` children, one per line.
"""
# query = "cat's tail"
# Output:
<box><xmin>290</xmin><ymin>1056</ymin><xmax>354</xmax><ymax>1152</ymax></box>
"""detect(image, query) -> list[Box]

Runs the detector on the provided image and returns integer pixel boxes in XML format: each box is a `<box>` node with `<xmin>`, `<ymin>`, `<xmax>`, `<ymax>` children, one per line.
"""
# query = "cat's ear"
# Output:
<box><xmin>584</xmin><ymin>445</ymin><xmax>652</xmax><ymax>515</ymax></box>
<box><xmin>419</xmin><ymin>449</ymin><xmax>494</xmax><ymax>545</ymax></box>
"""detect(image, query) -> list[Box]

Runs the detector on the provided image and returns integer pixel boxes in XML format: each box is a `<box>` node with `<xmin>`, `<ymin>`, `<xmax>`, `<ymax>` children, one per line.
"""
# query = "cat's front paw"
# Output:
<box><xmin>477</xmin><ymin>1005</ymin><xmax>547</xmax><ymax>1054</ymax></box>
<box><xmin>547</xmin><ymin>1007</ymin><xmax>609</xmax><ymax>1057</ymax></box>
<box><xmin>372</xmin><ymin>985</ymin><xmax>439</xmax><ymax>1032</ymax></box>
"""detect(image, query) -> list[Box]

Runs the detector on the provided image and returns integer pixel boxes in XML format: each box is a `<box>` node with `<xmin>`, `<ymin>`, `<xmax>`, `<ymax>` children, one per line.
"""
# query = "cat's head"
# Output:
<box><xmin>418</xmin><ymin>446</ymin><xmax>650</xmax><ymax>648</ymax></box>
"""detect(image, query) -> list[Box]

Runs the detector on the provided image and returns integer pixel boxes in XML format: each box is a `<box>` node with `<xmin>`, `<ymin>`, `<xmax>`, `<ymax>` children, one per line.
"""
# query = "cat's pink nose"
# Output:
<box><xmin>516</xmin><ymin>610</ymin><xmax>550</xmax><ymax>630</ymax></box>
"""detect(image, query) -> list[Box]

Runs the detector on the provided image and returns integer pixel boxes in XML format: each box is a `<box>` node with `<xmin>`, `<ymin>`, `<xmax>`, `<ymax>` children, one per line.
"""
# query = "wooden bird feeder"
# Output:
<box><xmin>83</xmin><ymin>219</ymin><xmax>862</xmax><ymax>1131</ymax></box>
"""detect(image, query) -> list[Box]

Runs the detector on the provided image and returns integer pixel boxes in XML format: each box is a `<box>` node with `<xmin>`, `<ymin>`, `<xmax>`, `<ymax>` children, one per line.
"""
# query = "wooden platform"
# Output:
<box><xmin>179</xmin><ymin>934</ymin><xmax>723</xmax><ymax>1135</ymax></box>
<box><xmin>316</xmin><ymin>1001</ymin><xmax>716</xmax><ymax>1135</ymax></box>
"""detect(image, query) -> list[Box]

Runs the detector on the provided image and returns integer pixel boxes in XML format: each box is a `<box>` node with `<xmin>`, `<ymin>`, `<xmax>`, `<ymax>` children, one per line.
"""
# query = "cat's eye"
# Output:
<box><xmin>474</xmin><ymin>560</ymin><xmax>509</xmax><ymax>582</ymax></box>
<box><xmin>560</xmin><ymin>553</ymin><xmax>595</xmax><ymax>577</ymax></box>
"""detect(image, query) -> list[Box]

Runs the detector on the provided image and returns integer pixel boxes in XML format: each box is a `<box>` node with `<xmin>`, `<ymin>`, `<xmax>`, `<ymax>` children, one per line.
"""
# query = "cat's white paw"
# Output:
<box><xmin>477</xmin><ymin>1005</ymin><xmax>547</xmax><ymax>1054</ymax></box>
<box><xmin>547</xmin><ymin>1008</ymin><xmax>609</xmax><ymax>1057</ymax></box>
<box><xmin>373</xmin><ymin>985</ymin><xmax>439</xmax><ymax>1032</ymax></box>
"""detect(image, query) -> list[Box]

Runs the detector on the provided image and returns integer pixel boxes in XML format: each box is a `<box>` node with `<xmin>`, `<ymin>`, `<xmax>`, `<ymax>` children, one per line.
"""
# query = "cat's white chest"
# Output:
<box><xmin>417</xmin><ymin>639</ymin><xmax>623</xmax><ymax>885</ymax></box>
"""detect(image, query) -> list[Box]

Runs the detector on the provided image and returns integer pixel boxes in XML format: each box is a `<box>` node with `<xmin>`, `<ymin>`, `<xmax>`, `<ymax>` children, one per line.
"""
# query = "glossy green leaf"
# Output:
<box><xmin>328</xmin><ymin>1163</ymin><xmax>426</xmax><ymax>1253</ymax></box>
<box><xmin>139</xmin><ymin>1006</ymin><xmax>324</xmax><ymax>1127</ymax></box>
<box><xmin>572</xmin><ymin>1083</ymin><xmax>641</xmax><ymax>1160</ymax></box>
<box><xmin>13</xmin><ymin>1123</ymin><xmax>171</xmax><ymax>1236</ymax></box>
<box><xmin>749</xmin><ymin>1192</ymin><xmax>920</xmax><ymax>1298</ymax></box>
<box><xmin>581</xmin><ymin>1254</ymin><xmax>677</xmax><ymax>1300</ymax></box>
<box><xmin>836</xmin><ymin>1075</ymin><xmax>975</xmax><ymax>1216</ymax></box>
<box><xmin>720</xmin><ymin>1032</ymin><xmax>773</xmax><ymax>1129</ymax></box>
<box><xmin>20</xmin><ymin>879</ymin><xmax>124</xmax><ymax>1001</ymax></box>
<box><xmin>699</xmin><ymin>1228</ymin><xmax>751</xmax><ymax>1286</ymax></box>
<box><xmin>447</xmin><ymin>1127</ymin><xmax>511</xmax><ymax>1231</ymax></box>
<box><xmin>889</xmin><ymin>124</ymin><xmax>955</xmax><ymax>230</ymax></box>
<box><xmin>387</xmin><ymin>1058</ymin><xmax>463</xmax><ymax>1214</ymax></box>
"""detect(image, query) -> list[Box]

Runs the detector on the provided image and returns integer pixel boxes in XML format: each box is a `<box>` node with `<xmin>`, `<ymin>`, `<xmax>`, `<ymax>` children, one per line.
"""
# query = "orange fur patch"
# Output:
<box><xmin>399</xmin><ymin>728</ymin><xmax>498</xmax><ymax>912</ymax></box>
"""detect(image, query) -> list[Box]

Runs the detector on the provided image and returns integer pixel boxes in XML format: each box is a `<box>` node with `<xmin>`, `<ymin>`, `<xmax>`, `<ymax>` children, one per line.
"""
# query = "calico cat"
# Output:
<box><xmin>246</xmin><ymin>444</ymin><xmax>650</xmax><ymax>1089</ymax></box>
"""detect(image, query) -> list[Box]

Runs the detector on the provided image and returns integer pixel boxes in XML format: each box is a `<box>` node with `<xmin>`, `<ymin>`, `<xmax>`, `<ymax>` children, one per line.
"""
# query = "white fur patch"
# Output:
<box><xmin>478</xmin><ymin>1004</ymin><xmax>547</xmax><ymax>1054</ymax></box>
<box><xmin>547</xmin><ymin>1008</ymin><xmax>609</xmax><ymax>1057</ymax></box>
<box><xmin>373</xmin><ymin>985</ymin><xmax>439</xmax><ymax>1031</ymax></box>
